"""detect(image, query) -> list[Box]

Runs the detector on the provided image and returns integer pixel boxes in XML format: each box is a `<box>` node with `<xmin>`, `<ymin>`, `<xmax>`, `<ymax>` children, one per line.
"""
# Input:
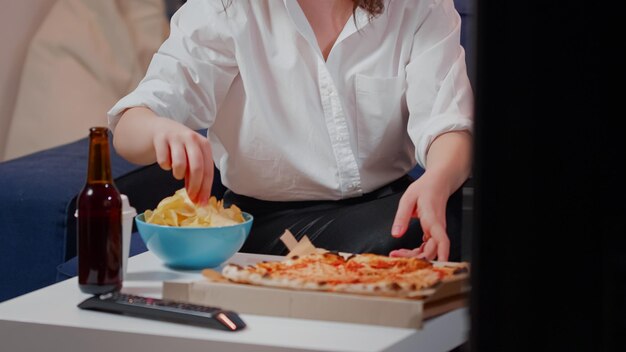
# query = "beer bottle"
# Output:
<box><xmin>77</xmin><ymin>126</ymin><xmax>123</xmax><ymax>294</ymax></box>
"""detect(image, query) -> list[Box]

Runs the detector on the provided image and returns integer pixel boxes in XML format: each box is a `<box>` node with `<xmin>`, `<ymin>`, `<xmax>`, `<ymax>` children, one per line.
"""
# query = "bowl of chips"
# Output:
<box><xmin>135</xmin><ymin>188</ymin><xmax>253</xmax><ymax>269</ymax></box>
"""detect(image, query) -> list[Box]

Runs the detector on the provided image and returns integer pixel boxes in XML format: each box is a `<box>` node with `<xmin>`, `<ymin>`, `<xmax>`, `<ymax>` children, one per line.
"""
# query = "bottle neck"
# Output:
<box><xmin>86</xmin><ymin>127</ymin><xmax>114</xmax><ymax>183</ymax></box>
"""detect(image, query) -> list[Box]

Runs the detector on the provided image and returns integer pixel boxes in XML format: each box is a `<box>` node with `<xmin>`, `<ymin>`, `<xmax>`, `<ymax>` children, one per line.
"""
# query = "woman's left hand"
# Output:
<box><xmin>389</xmin><ymin>174</ymin><xmax>451</xmax><ymax>261</ymax></box>
<box><xmin>390</xmin><ymin>131</ymin><xmax>473</xmax><ymax>261</ymax></box>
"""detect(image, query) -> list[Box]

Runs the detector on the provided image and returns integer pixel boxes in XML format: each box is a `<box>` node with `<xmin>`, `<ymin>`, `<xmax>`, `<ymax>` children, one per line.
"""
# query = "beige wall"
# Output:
<box><xmin>0</xmin><ymin>0</ymin><xmax>56</xmax><ymax>161</ymax></box>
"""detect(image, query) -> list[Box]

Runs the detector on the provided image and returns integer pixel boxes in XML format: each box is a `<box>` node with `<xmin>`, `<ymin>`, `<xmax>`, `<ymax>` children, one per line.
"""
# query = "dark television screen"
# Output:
<box><xmin>468</xmin><ymin>1</ymin><xmax>625</xmax><ymax>351</ymax></box>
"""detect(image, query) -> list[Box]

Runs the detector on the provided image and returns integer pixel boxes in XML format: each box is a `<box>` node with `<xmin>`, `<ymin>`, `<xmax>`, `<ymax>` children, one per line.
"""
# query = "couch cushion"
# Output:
<box><xmin>3</xmin><ymin>0</ymin><xmax>167</xmax><ymax>160</ymax></box>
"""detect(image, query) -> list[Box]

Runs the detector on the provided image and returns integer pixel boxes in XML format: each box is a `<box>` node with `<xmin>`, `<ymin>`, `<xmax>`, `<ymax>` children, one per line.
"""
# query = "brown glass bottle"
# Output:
<box><xmin>77</xmin><ymin>127</ymin><xmax>123</xmax><ymax>294</ymax></box>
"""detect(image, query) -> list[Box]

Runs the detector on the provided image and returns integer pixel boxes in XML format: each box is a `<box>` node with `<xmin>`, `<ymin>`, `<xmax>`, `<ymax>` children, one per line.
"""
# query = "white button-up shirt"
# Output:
<box><xmin>108</xmin><ymin>0</ymin><xmax>473</xmax><ymax>201</ymax></box>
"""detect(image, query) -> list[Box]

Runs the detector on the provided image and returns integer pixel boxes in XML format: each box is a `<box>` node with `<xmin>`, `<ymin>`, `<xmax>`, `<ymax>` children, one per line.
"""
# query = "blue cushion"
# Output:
<box><xmin>0</xmin><ymin>133</ymin><xmax>140</xmax><ymax>302</ymax></box>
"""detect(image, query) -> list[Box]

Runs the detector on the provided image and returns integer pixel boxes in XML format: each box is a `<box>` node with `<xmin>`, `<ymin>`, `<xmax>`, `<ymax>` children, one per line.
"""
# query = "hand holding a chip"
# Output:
<box><xmin>113</xmin><ymin>108</ymin><xmax>214</xmax><ymax>205</ymax></box>
<box><xmin>150</xmin><ymin>117</ymin><xmax>214</xmax><ymax>205</ymax></box>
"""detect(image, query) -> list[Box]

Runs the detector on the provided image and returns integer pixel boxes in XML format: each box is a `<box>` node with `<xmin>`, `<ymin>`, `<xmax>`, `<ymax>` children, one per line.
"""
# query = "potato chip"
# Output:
<box><xmin>144</xmin><ymin>188</ymin><xmax>246</xmax><ymax>227</ymax></box>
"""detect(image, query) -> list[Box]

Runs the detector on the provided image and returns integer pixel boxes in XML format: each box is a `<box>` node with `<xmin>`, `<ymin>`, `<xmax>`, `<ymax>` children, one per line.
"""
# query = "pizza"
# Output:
<box><xmin>220</xmin><ymin>251</ymin><xmax>469</xmax><ymax>298</ymax></box>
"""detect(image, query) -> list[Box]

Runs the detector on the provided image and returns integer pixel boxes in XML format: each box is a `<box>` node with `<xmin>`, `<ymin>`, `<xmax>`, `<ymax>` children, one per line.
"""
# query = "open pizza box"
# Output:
<box><xmin>163</xmin><ymin>231</ymin><xmax>470</xmax><ymax>329</ymax></box>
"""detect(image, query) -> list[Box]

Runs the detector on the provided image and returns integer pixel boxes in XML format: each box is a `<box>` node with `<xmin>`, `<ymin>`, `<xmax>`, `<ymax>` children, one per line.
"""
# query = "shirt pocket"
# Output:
<box><xmin>355</xmin><ymin>74</ymin><xmax>407</xmax><ymax>159</ymax></box>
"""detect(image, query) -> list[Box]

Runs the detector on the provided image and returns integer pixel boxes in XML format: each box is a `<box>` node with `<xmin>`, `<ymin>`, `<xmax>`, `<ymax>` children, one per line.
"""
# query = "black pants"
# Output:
<box><xmin>223</xmin><ymin>175</ymin><xmax>463</xmax><ymax>261</ymax></box>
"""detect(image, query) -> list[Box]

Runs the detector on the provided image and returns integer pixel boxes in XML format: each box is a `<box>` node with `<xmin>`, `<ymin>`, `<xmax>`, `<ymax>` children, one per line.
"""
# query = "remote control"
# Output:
<box><xmin>78</xmin><ymin>292</ymin><xmax>246</xmax><ymax>331</ymax></box>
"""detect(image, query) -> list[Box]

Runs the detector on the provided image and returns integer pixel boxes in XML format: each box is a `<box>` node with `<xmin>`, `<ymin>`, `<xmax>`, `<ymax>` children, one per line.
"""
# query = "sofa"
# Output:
<box><xmin>0</xmin><ymin>0</ymin><xmax>474</xmax><ymax>303</ymax></box>
<box><xmin>0</xmin><ymin>0</ymin><xmax>172</xmax><ymax>162</ymax></box>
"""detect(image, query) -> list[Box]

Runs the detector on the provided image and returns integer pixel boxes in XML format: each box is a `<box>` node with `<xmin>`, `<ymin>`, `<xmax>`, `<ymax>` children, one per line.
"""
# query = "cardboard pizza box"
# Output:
<box><xmin>162</xmin><ymin>232</ymin><xmax>470</xmax><ymax>329</ymax></box>
<box><xmin>162</xmin><ymin>264</ymin><xmax>469</xmax><ymax>329</ymax></box>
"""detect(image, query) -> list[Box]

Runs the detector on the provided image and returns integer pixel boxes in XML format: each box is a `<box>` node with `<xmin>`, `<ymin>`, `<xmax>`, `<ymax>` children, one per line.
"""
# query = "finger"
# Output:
<box><xmin>183</xmin><ymin>143</ymin><xmax>205</xmax><ymax>203</ymax></box>
<box><xmin>169</xmin><ymin>141</ymin><xmax>187</xmax><ymax>180</ymax></box>
<box><xmin>417</xmin><ymin>241</ymin><xmax>427</xmax><ymax>254</ymax></box>
<box><xmin>184</xmin><ymin>169</ymin><xmax>190</xmax><ymax>194</ymax></box>
<box><xmin>416</xmin><ymin>199</ymin><xmax>447</xmax><ymax>238</ymax></box>
<box><xmin>190</xmin><ymin>137</ymin><xmax>214</xmax><ymax>206</ymax></box>
<box><xmin>417</xmin><ymin>233</ymin><xmax>429</xmax><ymax>255</ymax></box>
<box><xmin>415</xmin><ymin>205</ymin><xmax>441</xmax><ymax>260</ymax></box>
<box><xmin>154</xmin><ymin>135</ymin><xmax>172</xmax><ymax>170</ymax></box>
<box><xmin>417</xmin><ymin>238</ymin><xmax>437</xmax><ymax>260</ymax></box>
<box><xmin>391</xmin><ymin>190</ymin><xmax>417</xmax><ymax>238</ymax></box>
<box><xmin>196</xmin><ymin>167</ymin><xmax>214</xmax><ymax>206</ymax></box>
<box><xmin>389</xmin><ymin>248</ymin><xmax>420</xmax><ymax>258</ymax></box>
<box><xmin>431</xmin><ymin>223</ymin><xmax>450</xmax><ymax>262</ymax></box>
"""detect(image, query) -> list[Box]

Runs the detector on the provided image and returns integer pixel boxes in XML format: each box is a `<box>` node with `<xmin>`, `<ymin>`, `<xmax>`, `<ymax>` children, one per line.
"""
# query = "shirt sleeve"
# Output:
<box><xmin>107</xmin><ymin>0</ymin><xmax>239</xmax><ymax>133</ymax></box>
<box><xmin>405</xmin><ymin>0</ymin><xmax>474</xmax><ymax>169</ymax></box>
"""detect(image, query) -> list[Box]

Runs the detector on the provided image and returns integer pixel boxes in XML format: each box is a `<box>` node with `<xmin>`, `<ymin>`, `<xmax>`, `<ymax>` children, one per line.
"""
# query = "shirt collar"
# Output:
<box><xmin>284</xmin><ymin>0</ymin><xmax>320</xmax><ymax>56</ymax></box>
<box><xmin>335</xmin><ymin>6</ymin><xmax>371</xmax><ymax>45</ymax></box>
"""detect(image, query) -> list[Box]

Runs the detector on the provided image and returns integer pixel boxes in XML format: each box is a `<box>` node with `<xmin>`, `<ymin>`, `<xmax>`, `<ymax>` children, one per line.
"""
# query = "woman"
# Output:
<box><xmin>108</xmin><ymin>0</ymin><xmax>473</xmax><ymax>261</ymax></box>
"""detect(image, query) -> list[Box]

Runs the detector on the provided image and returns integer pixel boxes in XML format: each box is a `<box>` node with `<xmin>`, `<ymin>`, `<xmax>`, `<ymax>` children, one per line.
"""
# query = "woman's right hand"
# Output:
<box><xmin>112</xmin><ymin>107</ymin><xmax>214</xmax><ymax>204</ymax></box>
<box><xmin>151</xmin><ymin>117</ymin><xmax>214</xmax><ymax>204</ymax></box>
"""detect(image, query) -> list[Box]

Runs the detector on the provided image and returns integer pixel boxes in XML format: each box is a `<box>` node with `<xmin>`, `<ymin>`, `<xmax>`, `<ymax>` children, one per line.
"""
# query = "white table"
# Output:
<box><xmin>0</xmin><ymin>251</ymin><xmax>469</xmax><ymax>352</ymax></box>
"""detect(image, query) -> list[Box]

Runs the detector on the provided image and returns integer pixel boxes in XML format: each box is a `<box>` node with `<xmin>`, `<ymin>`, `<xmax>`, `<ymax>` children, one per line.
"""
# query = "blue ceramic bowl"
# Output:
<box><xmin>135</xmin><ymin>212</ymin><xmax>253</xmax><ymax>269</ymax></box>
